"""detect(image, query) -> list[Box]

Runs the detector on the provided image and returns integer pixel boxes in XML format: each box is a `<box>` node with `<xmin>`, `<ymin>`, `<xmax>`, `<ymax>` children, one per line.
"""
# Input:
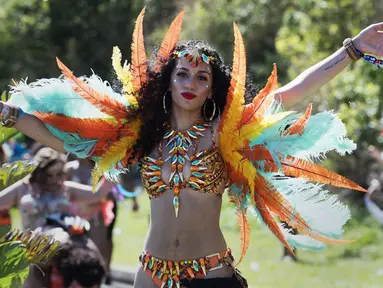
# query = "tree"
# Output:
<box><xmin>276</xmin><ymin>0</ymin><xmax>382</xmax><ymax>191</ymax></box>
<box><xmin>180</xmin><ymin>0</ymin><xmax>291</xmax><ymax>86</ymax></box>
<box><xmin>0</xmin><ymin>0</ymin><xmax>179</xmax><ymax>89</ymax></box>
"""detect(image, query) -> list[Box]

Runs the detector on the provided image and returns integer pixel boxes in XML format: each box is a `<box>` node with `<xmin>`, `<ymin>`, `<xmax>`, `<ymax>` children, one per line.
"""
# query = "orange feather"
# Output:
<box><xmin>254</xmin><ymin>175</ymin><xmax>311</xmax><ymax>232</ymax></box>
<box><xmin>218</xmin><ymin>22</ymin><xmax>246</xmax><ymax>132</ymax></box>
<box><xmin>56</xmin><ymin>57</ymin><xmax>128</xmax><ymax>119</ymax></box>
<box><xmin>242</xmin><ymin>145</ymin><xmax>367</xmax><ymax>192</ymax></box>
<box><xmin>278</xmin><ymin>156</ymin><xmax>366</xmax><ymax>192</ymax></box>
<box><xmin>240</xmin><ymin>64</ymin><xmax>278</xmax><ymax>127</ymax></box>
<box><xmin>155</xmin><ymin>11</ymin><xmax>186</xmax><ymax>71</ymax></box>
<box><xmin>131</xmin><ymin>7</ymin><xmax>147</xmax><ymax>92</ymax></box>
<box><xmin>284</xmin><ymin>104</ymin><xmax>312</xmax><ymax>136</ymax></box>
<box><xmin>34</xmin><ymin>112</ymin><xmax>130</xmax><ymax>141</ymax></box>
<box><xmin>254</xmin><ymin>175</ymin><xmax>354</xmax><ymax>245</ymax></box>
<box><xmin>90</xmin><ymin>141</ymin><xmax>115</xmax><ymax>157</ymax></box>
<box><xmin>253</xmin><ymin>192</ymin><xmax>295</xmax><ymax>255</ymax></box>
<box><xmin>236</xmin><ymin>210</ymin><xmax>251</xmax><ymax>266</ymax></box>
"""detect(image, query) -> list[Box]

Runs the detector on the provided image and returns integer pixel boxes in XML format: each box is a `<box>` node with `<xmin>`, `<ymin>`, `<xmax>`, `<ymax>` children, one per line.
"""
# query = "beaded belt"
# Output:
<box><xmin>139</xmin><ymin>248</ymin><xmax>235</xmax><ymax>288</ymax></box>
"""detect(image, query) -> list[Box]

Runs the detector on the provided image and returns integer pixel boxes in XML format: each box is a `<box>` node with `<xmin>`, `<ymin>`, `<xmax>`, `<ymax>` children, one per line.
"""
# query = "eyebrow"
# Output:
<box><xmin>177</xmin><ymin>67</ymin><xmax>211</xmax><ymax>75</ymax></box>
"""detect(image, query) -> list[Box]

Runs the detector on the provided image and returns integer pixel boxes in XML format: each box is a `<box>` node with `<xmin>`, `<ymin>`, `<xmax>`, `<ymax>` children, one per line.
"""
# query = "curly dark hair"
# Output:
<box><xmin>29</xmin><ymin>147</ymin><xmax>66</xmax><ymax>184</ymax></box>
<box><xmin>134</xmin><ymin>40</ymin><xmax>257</xmax><ymax>159</ymax></box>
<box><xmin>56</xmin><ymin>237</ymin><xmax>105</xmax><ymax>287</ymax></box>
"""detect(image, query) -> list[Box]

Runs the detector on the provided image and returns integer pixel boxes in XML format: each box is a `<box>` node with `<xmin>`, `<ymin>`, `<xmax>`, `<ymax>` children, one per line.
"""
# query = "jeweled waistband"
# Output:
<box><xmin>139</xmin><ymin>248</ymin><xmax>234</xmax><ymax>288</ymax></box>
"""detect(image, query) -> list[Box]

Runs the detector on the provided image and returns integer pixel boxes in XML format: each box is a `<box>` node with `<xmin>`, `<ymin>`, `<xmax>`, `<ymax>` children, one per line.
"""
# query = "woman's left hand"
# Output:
<box><xmin>353</xmin><ymin>22</ymin><xmax>383</xmax><ymax>57</ymax></box>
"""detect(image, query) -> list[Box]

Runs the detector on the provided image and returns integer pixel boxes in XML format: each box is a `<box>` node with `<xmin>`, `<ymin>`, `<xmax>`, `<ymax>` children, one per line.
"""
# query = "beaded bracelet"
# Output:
<box><xmin>0</xmin><ymin>102</ymin><xmax>24</xmax><ymax>128</ymax></box>
<box><xmin>355</xmin><ymin>48</ymin><xmax>382</xmax><ymax>69</ymax></box>
<box><xmin>343</xmin><ymin>38</ymin><xmax>361</xmax><ymax>61</ymax></box>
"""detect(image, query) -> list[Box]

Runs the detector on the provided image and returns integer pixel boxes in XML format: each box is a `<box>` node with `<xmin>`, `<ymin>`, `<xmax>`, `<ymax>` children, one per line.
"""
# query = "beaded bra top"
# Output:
<box><xmin>141</xmin><ymin>120</ymin><xmax>227</xmax><ymax>217</ymax></box>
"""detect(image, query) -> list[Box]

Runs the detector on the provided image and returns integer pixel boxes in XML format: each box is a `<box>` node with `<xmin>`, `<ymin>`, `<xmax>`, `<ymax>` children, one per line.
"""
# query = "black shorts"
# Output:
<box><xmin>180</xmin><ymin>274</ymin><xmax>248</xmax><ymax>288</ymax></box>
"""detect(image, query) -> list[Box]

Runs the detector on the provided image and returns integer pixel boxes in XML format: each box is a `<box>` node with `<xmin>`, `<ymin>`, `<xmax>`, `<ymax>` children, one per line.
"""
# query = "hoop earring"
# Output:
<box><xmin>163</xmin><ymin>90</ymin><xmax>169</xmax><ymax>114</ymax></box>
<box><xmin>203</xmin><ymin>97</ymin><xmax>216</xmax><ymax>122</ymax></box>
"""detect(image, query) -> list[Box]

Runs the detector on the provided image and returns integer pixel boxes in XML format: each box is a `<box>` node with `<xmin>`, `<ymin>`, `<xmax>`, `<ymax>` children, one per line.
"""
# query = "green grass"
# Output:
<box><xmin>10</xmin><ymin>195</ymin><xmax>383</xmax><ymax>288</ymax></box>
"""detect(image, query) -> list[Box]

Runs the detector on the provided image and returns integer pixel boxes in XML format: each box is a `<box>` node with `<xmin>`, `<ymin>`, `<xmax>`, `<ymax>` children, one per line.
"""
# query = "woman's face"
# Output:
<box><xmin>41</xmin><ymin>162</ymin><xmax>65</xmax><ymax>192</ymax></box>
<box><xmin>170</xmin><ymin>57</ymin><xmax>213</xmax><ymax>113</ymax></box>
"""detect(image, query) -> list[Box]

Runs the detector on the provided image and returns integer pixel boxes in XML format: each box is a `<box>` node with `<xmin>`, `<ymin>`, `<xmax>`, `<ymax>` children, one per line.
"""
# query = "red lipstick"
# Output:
<box><xmin>181</xmin><ymin>92</ymin><xmax>196</xmax><ymax>100</ymax></box>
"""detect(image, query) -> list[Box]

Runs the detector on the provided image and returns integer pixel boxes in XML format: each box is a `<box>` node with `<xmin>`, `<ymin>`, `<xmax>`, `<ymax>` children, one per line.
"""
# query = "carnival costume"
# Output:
<box><xmin>3</xmin><ymin>7</ymin><xmax>367</xmax><ymax>288</ymax></box>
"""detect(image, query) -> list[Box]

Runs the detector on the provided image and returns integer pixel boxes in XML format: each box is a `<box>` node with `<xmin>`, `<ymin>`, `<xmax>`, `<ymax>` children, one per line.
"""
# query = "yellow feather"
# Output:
<box><xmin>243</xmin><ymin>111</ymin><xmax>294</xmax><ymax>140</ymax></box>
<box><xmin>91</xmin><ymin>120</ymin><xmax>141</xmax><ymax>190</ymax></box>
<box><xmin>112</xmin><ymin>46</ymin><xmax>135</xmax><ymax>100</ymax></box>
<box><xmin>219</xmin><ymin>23</ymin><xmax>247</xmax><ymax>169</ymax></box>
<box><xmin>221</xmin><ymin>23</ymin><xmax>246</xmax><ymax>134</ymax></box>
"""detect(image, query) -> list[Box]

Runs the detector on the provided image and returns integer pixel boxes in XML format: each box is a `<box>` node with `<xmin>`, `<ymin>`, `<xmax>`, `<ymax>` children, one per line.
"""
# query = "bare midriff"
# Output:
<box><xmin>135</xmin><ymin>188</ymin><xmax>233</xmax><ymax>285</ymax></box>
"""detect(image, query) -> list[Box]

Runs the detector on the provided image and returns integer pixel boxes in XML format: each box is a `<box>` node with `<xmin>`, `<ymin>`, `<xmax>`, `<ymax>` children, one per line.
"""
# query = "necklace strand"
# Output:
<box><xmin>161</xmin><ymin>119</ymin><xmax>209</xmax><ymax>217</ymax></box>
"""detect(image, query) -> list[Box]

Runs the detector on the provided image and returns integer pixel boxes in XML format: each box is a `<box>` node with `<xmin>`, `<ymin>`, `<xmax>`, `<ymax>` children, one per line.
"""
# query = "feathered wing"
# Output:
<box><xmin>8</xmin><ymin>10</ymin><xmax>150</xmax><ymax>188</ymax></box>
<box><xmin>219</xmin><ymin>23</ymin><xmax>366</xmax><ymax>265</ymax></box>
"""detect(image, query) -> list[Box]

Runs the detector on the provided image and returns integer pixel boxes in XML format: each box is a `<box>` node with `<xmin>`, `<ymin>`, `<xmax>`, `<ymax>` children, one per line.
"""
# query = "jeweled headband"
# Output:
<box><xmin>172</xmin><ymin>49</ymin><xmax>216</xmax><ymax>68</ymax></box>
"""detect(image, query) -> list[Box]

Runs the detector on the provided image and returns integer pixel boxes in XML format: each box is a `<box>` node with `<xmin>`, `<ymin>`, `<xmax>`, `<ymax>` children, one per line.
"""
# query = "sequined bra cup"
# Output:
<box><xmin>141</xmin><ymin>120</ymin><xmax>227</xmax><ymax>217</ymax></box>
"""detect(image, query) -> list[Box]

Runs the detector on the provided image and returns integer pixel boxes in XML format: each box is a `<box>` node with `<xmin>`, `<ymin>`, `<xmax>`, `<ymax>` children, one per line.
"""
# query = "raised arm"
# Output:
<box><xmin>276</xmin><ymin>22</ymin><xmax>383</xmax><ymax>106</ymax></box>
<box><xmin>0</xmin><ymin>180</ymin><xmax>26</xmax><ymax>211</ymax></box>
<box><xmin>0</xmin><ymin>102</ymin><xmax>65</xmax><ymax>152</ymax></box>
<box><xmin>15</xmin><ymin>113</ymin><xmax>65</xmax><ymax>152</ymax></box>
<box><xmin>65</xmin><ymin>177</ymin><xmax>114</xmax><ymax>204</ymax></box>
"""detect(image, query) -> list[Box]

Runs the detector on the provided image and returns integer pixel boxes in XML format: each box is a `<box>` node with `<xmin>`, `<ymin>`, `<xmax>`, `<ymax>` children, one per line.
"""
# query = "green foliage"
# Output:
<box><xmin>1</xmin><ymin>229</ymin><xmax>60</xmax><ymax>264</ymax></box>
<box><xmin>0</xmin><ymin>0</ymin><xmax>153</xmax><ymax>89</ymax></box>
<box><xmin>0</xmin><ymin>242</ymin><xmax>29</xmax><ymax>288</ymax></box>
<box><xmin>0</xmin><ymin>127</ymin><xmax>19</xmax><ymax>146</ymax></box>
<box><xmin>0</xmin><ymin>161</ymin><xmax>37</xmax><ymax>191</ymax></box>
<box><xmin>276</xmin><ymin>0</ymin><xmax>382</xmax><ymax>188</ymax></box>
<box><xmin>0</xmin><ymin>229</ymin><xmax>60</xmax><ymax>287</ymax></box>
<box><xmin>181</xmin><ymin>0</ymin><xmax>291</xmax><ymax>85</ymax></box>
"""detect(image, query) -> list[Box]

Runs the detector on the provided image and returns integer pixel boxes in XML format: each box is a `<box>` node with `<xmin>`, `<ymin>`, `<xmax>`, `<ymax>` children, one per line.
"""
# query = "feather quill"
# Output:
<box><xmin>236</xmin><ymin>210</ymin><xmax>251</xmax><ymax>265</ymax></box>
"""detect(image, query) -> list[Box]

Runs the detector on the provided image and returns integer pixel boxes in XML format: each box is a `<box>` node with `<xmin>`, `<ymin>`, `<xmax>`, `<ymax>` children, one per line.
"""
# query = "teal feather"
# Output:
<box><xmin>249</xmin><ymin>111</ymin><xmax>356</xmax><ymax>163</ymax></box>
<box><xmin>261</xmin><ymin>172</ymin><xmax>350</xmax><ymax>239</ymax></box>
<box><xmin>9</xmin><ymin>74</ymin><xmax>129</xmax><ymax>118</ymax></box>
<box><xmin>46</xmin><ymin>125</ymin><xmax>97</xmax><ymax>158</ymax></box>
<box><xmin>249</xmin><ymin>201</ymin><xmax>325</xmax><ymax>250</ymax></box>
<box><xmin>279</xmin><ymin>225</ymin><xmax>326</xmax><ymax>250</ymax></box>
<box><xmin>228</xmin><ymin>184</ymin><xmax>252</xmax><ymax>209</ymax></box>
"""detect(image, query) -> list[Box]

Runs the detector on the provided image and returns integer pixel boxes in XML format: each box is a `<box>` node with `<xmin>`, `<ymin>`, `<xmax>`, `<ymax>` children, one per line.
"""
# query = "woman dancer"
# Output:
<box><xmin>0</xmin><ymin>147</ymin><xmax>112</xmax><ymax>231</ymax></box>
<box><xmin>0</xmin><ymin>9</ymin><xmax>380</xmax><ymax>287</ymax></box>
